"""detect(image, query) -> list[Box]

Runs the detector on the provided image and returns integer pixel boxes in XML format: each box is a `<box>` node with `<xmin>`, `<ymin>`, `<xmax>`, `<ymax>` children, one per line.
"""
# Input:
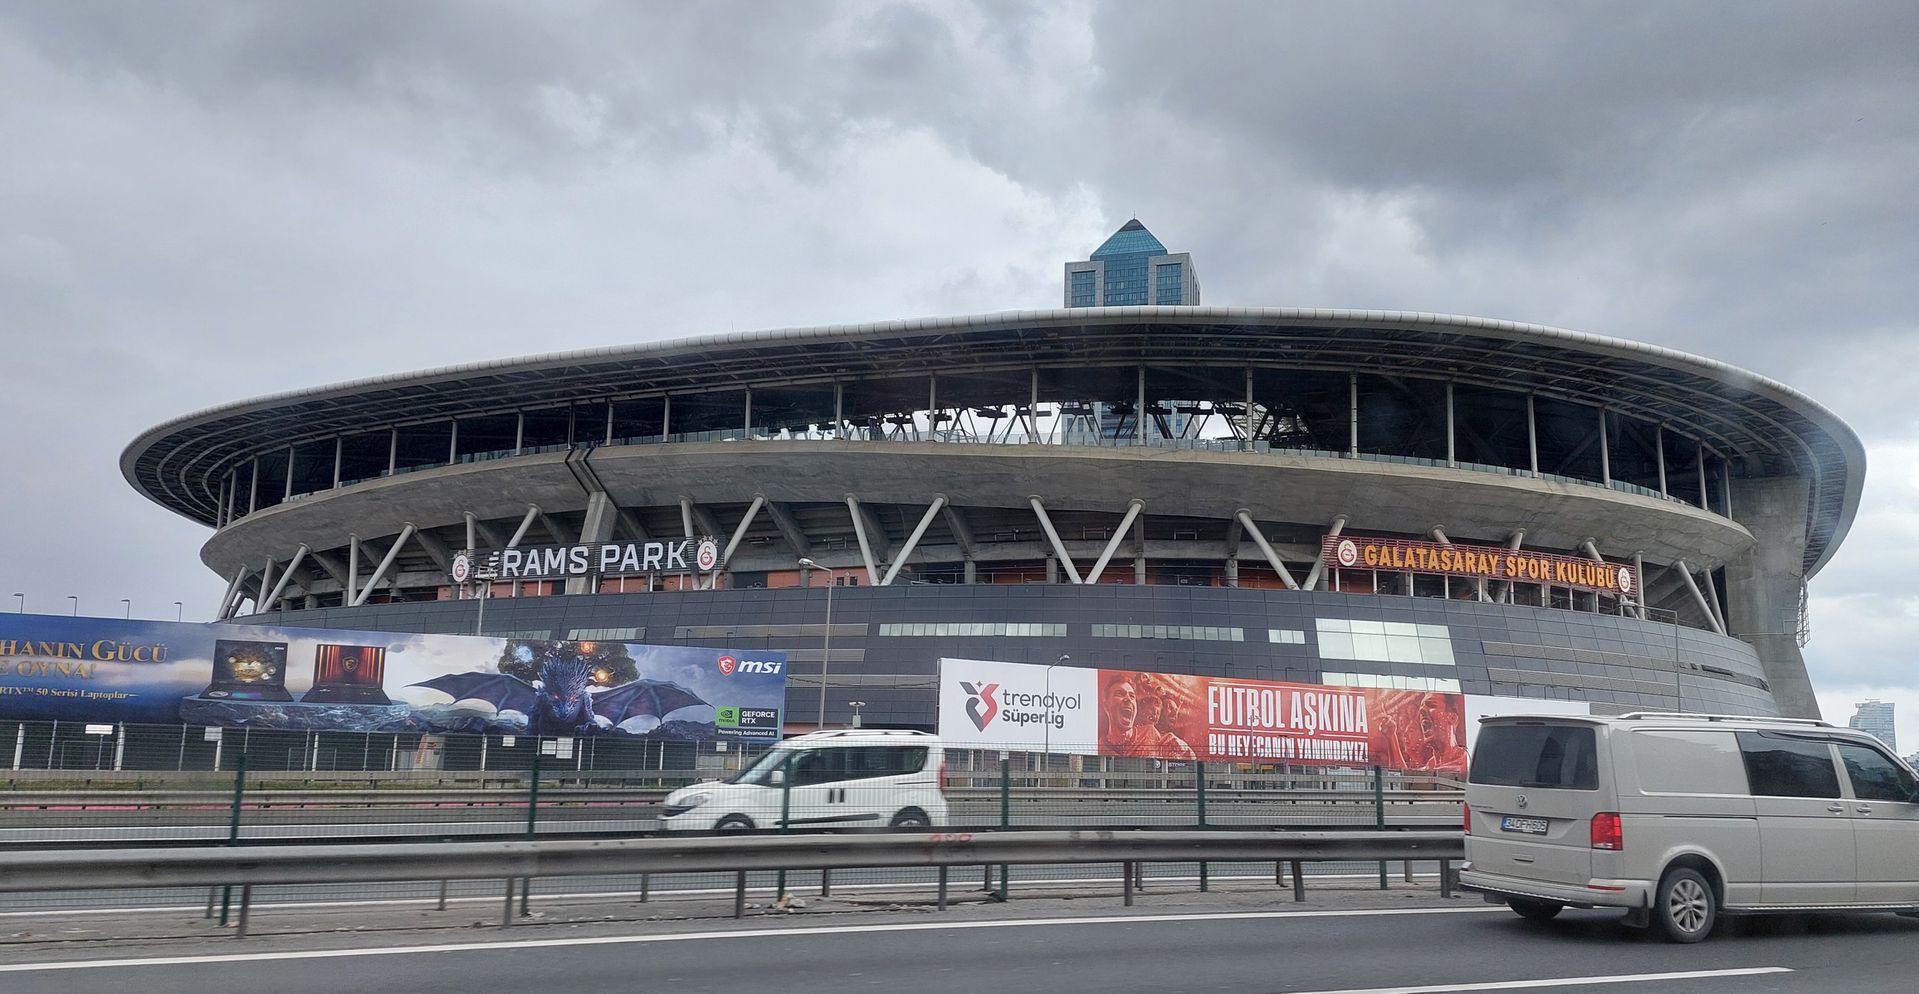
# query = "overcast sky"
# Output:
<box><xmin>2</xmin><ymin>2</ymin><xmax>1914</xmax><ymax>742</ymax></box>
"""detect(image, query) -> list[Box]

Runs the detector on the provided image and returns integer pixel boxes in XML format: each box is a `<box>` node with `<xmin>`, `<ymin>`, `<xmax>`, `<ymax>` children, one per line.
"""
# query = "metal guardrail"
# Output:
<box><xmin>0</xmin><ymin>786</ymin><xmax>1462</xmax><ymax>812</ymax></box>
<box><xmin>0</xmin><ymin>829</ymin><xmax>1466</xmax><ymax>936</ymax></box>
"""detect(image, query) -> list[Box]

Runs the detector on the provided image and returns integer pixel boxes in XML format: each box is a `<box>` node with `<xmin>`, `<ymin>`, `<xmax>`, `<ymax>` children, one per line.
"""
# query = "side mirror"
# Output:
<box><xmin>768</xmin><ymin>769</ymin><xmax>787</xmax><ymax>786</ymax></box>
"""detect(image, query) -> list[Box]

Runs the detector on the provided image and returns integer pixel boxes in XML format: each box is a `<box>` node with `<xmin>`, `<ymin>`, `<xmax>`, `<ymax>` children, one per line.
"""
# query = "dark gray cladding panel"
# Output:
<box><xmin>242</xmin><ymin>585</ymin><xmax>1777</xmax><ymax>729</ymax></box>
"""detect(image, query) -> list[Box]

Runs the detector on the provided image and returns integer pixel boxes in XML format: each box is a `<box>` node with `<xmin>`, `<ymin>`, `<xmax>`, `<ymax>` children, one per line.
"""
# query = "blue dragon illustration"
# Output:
<box><xmin>411</xmin><ymin>657</ymin><xmax>706</xmax><ymax>736</ymax></box>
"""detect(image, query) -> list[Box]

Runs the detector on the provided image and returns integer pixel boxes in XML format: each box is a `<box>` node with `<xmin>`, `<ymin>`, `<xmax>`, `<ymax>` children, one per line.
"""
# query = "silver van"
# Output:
<box><xmin>1461</xmin><ymin>712</ymin><xmax>1919</xmax><ymax>942</ymax></box>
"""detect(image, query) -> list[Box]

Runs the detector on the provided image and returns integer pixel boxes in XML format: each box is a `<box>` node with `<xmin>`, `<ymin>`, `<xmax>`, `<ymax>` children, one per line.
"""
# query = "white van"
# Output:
<box><xmin>657</xmin><ymin>728</ymin><xmax>947</xmax><ymax>832</ymax></box>
<box><xmin>1462</xmin><ymin>712</ymin><xmax>1919</xmax><ymax>942</ymax></box>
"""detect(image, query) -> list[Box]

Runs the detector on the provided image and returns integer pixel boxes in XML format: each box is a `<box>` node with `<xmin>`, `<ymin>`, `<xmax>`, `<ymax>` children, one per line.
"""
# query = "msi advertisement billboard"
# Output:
<box><xmin>939</xmin><ymin>657</ymin><xmax>1468</xmax><ymax>775</ymax></box>
<box><xmin>0</xmin><ymin>614</ymin><xmax>784</xmax><ymax>741</ymax></box>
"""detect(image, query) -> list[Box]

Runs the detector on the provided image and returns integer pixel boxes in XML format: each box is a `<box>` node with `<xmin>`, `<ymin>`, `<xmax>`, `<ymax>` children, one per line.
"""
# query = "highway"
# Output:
<box><xmin>3</xmin><ymin>898</ymin><xmax>1917</xmax><ymax>993</ymax></box>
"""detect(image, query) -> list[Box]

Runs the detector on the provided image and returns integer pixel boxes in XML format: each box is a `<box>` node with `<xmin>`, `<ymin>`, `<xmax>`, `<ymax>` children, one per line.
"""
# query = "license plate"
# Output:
<box><xmin>1501</xmin><ymin>816</ymin><xmax>1549</xmax><ymax>835</ymax></box>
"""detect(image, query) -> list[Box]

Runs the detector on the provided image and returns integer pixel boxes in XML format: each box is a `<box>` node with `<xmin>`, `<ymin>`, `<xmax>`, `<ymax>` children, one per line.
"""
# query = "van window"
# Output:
<box><xmin>1735</xmin><ymin>732</ymin><xmax>1840</xmax><ymax>798</ymax></box>
<box><xmin>846</xmin><ymin>746</ymin><xmax>929</xmax><ymax>780</ymax></box>
<box><xmin>789</xmin><ymin>748</ymin><xmax>848</xmax><ymax>786</ymax></box>
<box><xmin>1632</xmin><ymin>730</ymin><xmax>1747</xmax><ymax>794</ymax></box>
<box><xmin>1468</xmin><ymin>724</ymin><xmax>1598</xmax><ymax>790</ymax></box>
<box><xmin>1835</xmin><ymin>741</ymin><xmax>1917</xmax><ymax>802</ymax></box>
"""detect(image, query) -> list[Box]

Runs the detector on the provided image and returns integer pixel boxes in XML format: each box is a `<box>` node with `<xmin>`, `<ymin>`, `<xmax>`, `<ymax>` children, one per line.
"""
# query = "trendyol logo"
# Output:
<box><xmin>957</xmin><ymin>679</ymin><xmax>1080</xmax><ymax>733</ymax></box>
<box><xmin>717</xmin><ymin>654</ymin><xmax>783</xmax><ymax>676</ymax></box>
<box><xmin>960</xmin><ymin>681</ymin><xmax>1001</xmax><ymax>731</ymax></box>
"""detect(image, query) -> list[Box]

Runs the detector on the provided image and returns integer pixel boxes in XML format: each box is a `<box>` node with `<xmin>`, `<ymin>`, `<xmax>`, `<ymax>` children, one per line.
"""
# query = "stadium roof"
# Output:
<box><xmin>123</xmin><ymin>307</ymin><xmax>1865</xmax><ymax>576</ymax></box>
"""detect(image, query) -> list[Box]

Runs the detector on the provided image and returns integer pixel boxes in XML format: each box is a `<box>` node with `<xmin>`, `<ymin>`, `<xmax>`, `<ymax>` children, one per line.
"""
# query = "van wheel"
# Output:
<box><xmin>1653</xmin><ymin>868</ymin><xmax>1717</xmax><ymax>943</ymax></box>
<box><xmin>889</xmin><ymin>809</ymin><xmax>930</xmax><ymax>829</ymax></box>
<box><xmin>715</xmin><ymin>815</ymin><xmax>756</xmax><ymax>832</ymax></box>
<box><xmin>1508</xmin><ymin>898</ymin><xmax>1563</xmax><ymax>922</ymax></box>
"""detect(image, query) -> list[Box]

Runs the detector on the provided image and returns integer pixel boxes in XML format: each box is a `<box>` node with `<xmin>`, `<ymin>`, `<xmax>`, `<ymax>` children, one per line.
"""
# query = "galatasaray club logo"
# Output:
<box><xmin>1617</xmin><ymin>565</ymin><xmax>1635</xmax><ymax>595</ymax></box>
<box><xmin>960</xmin><ymin>681</ymin><xmax>1001</xmax><ymax>732</ymax></box>
<box><xmin>716</xmin><ymin>654</ymin><xmax>738</xmax><ymax>676</ymax></box>
<box><xmin>1336</xmin><ymin>539</ymin><xmax>1359</xmax><ymax>567</ymax></box>
<box><xmin>695</xmin><ymin>538</ymin><xmax>720</xmax><ymax>572</ymax></box>
<box><xmin>450</xmin><ymin>552</ymin><xmax>471</xmax><ymax>584</ymax></box>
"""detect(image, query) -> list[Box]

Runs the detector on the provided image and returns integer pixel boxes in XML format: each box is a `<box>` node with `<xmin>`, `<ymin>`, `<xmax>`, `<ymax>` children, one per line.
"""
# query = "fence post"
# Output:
<box><xmin>777</xmin><ymin>766</ymin><xmax>792</xmax><ymax>901</ymax></box>
<box><xmin>997</xmin><ymin>753</ymin><xmax>1010</xmax><ymax>901</ymax></box>
<box><xmin>522</xmin><ymin>739</ymin><xmax>541</xmax><ymax>917</ymax></box>
<box><xmin>1375</xmin><ymin>764</ymin><xmax>1388</xmax><ymax>890</ymax></box>
<box><xmin>1291</xmin><ymin>859</ymin><xmax>1306</xmax><ymax>902</ymax></box>
<box><xmin>1195</xmin><ymin>760</ymin><xmax>1208</xmax><ymax>892</ymax></box>
<box><xmin>217</xmin><ymin>752</ymin><xmax>247</xmax><ymax>926</ymax></box>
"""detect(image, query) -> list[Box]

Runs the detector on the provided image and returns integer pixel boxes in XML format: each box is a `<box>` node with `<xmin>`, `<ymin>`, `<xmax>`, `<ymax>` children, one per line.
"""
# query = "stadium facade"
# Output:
<box><xmin>123</xmin><ymin>222</ymin><xmax>1863</xmax><ymax>729</ymax></box>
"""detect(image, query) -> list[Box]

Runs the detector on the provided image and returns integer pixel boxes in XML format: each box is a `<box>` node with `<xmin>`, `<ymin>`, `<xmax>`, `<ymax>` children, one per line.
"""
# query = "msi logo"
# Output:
<box><xmin>960</xmin><ymin>681</ymin><xmax>1000</xmax><ymax>732</ymax></box>
<box><xmin>716</xmin><ymin>655</ymin><xmax>738</xmax><ymax>676</ymax></box>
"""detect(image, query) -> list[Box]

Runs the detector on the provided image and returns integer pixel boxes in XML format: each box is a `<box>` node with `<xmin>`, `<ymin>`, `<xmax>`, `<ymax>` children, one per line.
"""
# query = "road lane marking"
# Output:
<box><xmin>0</xmin><ymin>870</ymin><xmax>1436</xmax><ymax>918</ymax></box>
<box><xmin>1274</xmin><ymin>968</ymin><xmax>1793</xmax><ymax>994</ymax></box>
<box><xmin>0</xmin><ymin>906</ymin><xmax>1503</xmax><ymax>973</ymax></box>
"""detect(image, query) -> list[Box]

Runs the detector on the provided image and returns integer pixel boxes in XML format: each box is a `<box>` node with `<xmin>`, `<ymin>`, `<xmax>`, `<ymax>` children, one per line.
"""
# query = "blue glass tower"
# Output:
<box><xmin>1064</xmin><ymin>220</ymin><xmax>1199</xmax><ymax>307</ymax></box>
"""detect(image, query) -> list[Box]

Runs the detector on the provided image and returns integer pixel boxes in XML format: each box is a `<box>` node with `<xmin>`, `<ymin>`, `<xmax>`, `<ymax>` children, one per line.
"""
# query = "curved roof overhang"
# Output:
<box><xmin>122</xmin><ymin>307</ymin><xmax>1865</xmax><ymax>576</ymax></box>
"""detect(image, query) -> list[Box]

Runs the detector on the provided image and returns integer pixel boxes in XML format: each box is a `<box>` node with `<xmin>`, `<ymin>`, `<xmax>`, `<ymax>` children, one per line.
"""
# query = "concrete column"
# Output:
<box><xmin>835</xmin><ymin>382</ymin><xmax>845</xmax><ymax>437</ymax></box>
<box><xmin>447</xmin><ymin>421</ymin><xmax>459</xmax><ymax>464</ymax></box>
<box><xmin>1656</xmin><ymin>426</ymin><xmax>1668</xmax><ymax>496</ymax></box>
<box><xmin>1445</xmin><ymin>381</ymin><xmax>1456</xmax><ymax>468</ymax></box>
<box><xmin>1030</xmin><ymin>496</ymin><xmax>1083</xmax><ymax>584</ymax></box>
<box><xmin>565</xmin><ymin>493</ymin><xmax>619</xmax><ymax>594</ymax></box>
<box><xmin>1046</xmin><ymin>555</ymin><xmax>1058</xmax><ymax>584</ymax></box>
<box><xmin>662</xmin><ymin>395</ymin><xmax>672</xmax><ymax>441</ymax></box>
<box><xmin>248</xmin><ymin>458</ymin><xmax>259</xmax><ymax>513</ymax></box>
<box><xmin>1301</xmin><ymin>515</ymin><xmax>1347</xmax><ymax>591</ymax></box>
<box><xmin>283</xmin><ymin>445</ymin><xmax>294</xmax><ymax>500</ymax></box>
<box><xmin>1526</xmin><ymin>394</ymin><xmax>1538</xmax><ymax>477</ymax></box>
<box><xmin>1348</xmin><ymin>373</ymin><xmax>1359</xmax><ymax>457</ymax></box>
<box><xmin>514</xmin><ymin>412</ymin><xmax>525</xmax><ymax>454</ymax></box>
<box><xmin>1085</xmin><ymin>500</ymin><xmax>1145</xmax><ymax>584</ymax></box>
<box><xmin>332</xmin><ymin>437</ymin><xmax>343</xmax><ymax>489</ymax></box>
<box><xmin>743</xmin><ymin>388</ymin><xmax>752</xmax><ymax>437</ymax></box>
<box><xmin>1721</xmin><ymin>462</ymin><xmax>1734</xmax><ymax>517</ymax></box>
<box><xmin>1028</xmin><ymin>369</ymin><xmax>1040</xmax><ymax>444</ymax></box>
<box><xmin>881</xmin><ymin>496</ymin><xmax>946</xmax><ymax>586</ymax></box>
<box><xmin>1224</xmin><ymin>559</ymin><xmax>1239</xmax><ymax>587</ymax></box>
<box><xmin>1598</xmin><ymin>409</ymin><xmax>1611</xmax><ymax>486</ymax></box>
<box><xmin>1697</xmin><ymin>443</ymin><xmax>1710</xmax><ymax>510</ymax></box>
<box><xmin>387</xmin><ymin>428</ymin><xmax>397</xmax><ymax>475</ymax></box>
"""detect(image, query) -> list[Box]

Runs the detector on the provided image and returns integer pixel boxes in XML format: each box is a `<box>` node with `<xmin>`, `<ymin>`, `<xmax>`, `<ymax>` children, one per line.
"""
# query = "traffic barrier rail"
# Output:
<box><xmin>0</xmin><ymin>829</ymin><xmax>1467</xmax><ymax>936</ymax></box>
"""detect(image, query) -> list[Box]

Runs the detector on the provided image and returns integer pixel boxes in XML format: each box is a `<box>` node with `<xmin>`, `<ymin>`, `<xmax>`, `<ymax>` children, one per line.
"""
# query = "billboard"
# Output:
<box><xmin>0</xmin><ymin>614</ymin><xmax>785</xmax><ymax>741</ymax></box>
<box><xmin>939</xmin><ymin>658</ymin><xmax>1468</xmax><ymax>775</ymax></box>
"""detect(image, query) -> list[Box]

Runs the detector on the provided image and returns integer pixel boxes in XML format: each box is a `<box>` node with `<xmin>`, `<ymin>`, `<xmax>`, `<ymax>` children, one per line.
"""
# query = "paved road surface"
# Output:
<box><xmin>3</xmin><ymin>900</ymin><xmax>1917</xmax><ymax>993</ymax></box>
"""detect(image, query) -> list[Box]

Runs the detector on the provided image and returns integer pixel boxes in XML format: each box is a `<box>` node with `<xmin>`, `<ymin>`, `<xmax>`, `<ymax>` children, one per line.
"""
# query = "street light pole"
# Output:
<box><xmin>798</xmin><ymin>558</ymin><xmax>837</xmax><ymax>729</ymax></box>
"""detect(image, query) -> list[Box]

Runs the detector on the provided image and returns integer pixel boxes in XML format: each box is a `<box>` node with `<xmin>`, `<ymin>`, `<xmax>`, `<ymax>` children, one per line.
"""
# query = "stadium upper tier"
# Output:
<box><xmin>125</xmin><ymin>307</ymin><xmax>1862</xmax><ymax>577</ymax></box>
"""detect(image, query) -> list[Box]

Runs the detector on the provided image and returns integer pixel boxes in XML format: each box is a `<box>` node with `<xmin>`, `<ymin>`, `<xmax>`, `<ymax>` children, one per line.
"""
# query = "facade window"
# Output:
<box><xmin>1321</xmin><ymin>672</ymin><xmax>1463</xmax><ymax>693</ymax></box>
<box><xmin>1154</xmin><ymin>262</ymin><xmax>1183</xmax><ymax>304</ymax></box>
<box><xmin>1091</xmin><ymin>624</ymin><xmax>1244</xmax><ymax>642</ymax></box>
<box><xmin>1069</xmin><ymin>270</ymin><xmax>1097</xmax><ymax>307</ymax></box>
<box><xmin>876</xmin><ymin>623</ymin><xmax>1066</xmax><ymax>637</ymax></box>
<box><xmin>1316</xmin><ymin>619</ymin><xmax>1455</xmax><ymax>665</ymax></box>
<box><xmin>566</xmin><ymin>627</ymin><xmax>643</xmax><ymax>641</ymax></box>
<box><xmin>1267</xmin><ymin>629</ymin><xmax>1306</xmax><ymax>644</ymax></box>
<box><xmin>1101</xmin><ymin>255</ymin><xmax>1150</xmax><ymax>306</ymax></box>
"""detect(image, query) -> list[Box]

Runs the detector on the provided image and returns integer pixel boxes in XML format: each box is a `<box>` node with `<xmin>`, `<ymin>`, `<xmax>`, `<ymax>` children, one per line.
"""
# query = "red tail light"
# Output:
<box><xmin>1462</xmin><ymin>802</ymin><xmax>1471</xmax><ymax>835</ymax></box>
<box><xmin>938</xmin><ymin>760</ymin><xmax>948</xmax><ymax>791</ymax></box>
<box><xmin>1590</xmin><ymin>812</ymin><xmax>1623</xmax><ymax>851</ymax></box>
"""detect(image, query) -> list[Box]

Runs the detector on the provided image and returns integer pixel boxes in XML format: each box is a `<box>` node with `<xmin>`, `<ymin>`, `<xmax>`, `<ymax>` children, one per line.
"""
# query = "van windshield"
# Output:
<box><xmin>1470</xmin><ymin>724</ymin><xmax>1599</xmax><ymax>790</ymax></box>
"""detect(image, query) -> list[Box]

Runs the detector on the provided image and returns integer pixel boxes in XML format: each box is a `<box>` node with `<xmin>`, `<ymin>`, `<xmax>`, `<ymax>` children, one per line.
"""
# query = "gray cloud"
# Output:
<box><xmin>1</xmin><ymin>2</ymin><xmax>1914</xmax><ymax>736</ymax></box>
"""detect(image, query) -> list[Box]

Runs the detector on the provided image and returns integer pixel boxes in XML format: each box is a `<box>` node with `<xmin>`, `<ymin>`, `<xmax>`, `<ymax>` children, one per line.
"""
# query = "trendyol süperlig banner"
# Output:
<box><xmin>938</xmin><ymin>658</ymin><xmax>1468</xmax><ymax>775</ymax></box>
<box><xmin>0</xmin><ymin>614</ymin><xmax>784</xmax><ymax>741</ymax></box>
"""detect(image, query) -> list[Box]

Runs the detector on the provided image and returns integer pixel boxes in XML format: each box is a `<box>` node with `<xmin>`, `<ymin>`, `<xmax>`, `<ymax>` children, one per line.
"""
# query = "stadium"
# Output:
<box><xmin>122</xmin><ymin>222</ymin><xmax>1863</xmax><ymax>730</ymax></box>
